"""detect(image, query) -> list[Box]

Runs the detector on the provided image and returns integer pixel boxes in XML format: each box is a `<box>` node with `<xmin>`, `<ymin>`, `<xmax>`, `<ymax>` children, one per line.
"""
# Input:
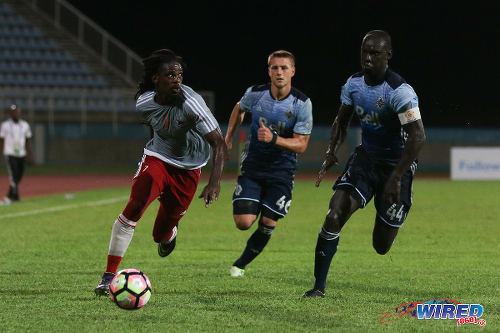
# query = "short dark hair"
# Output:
<box><xmin>267</xmin><ymin>50</ymin><xmax>295</xmax><ymax>67</ymax></box>
<box><xmin>364</xmin><ymin>30</ymin><xmax>392</xmax><ymax>50</ymax></box>
<box><xmin>135</xmin><ymin>49</ymin><xmax>186</xmax><ymax>99</ymax></box>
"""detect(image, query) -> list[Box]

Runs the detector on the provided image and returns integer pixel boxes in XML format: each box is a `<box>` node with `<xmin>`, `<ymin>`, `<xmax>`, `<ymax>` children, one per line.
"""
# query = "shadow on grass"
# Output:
<box><xmin>279</xmin><ymin>274</ymin><xmax>455</xmax><ymax>301</ymax></box>
<box><xmin>154</xmin><ymin>289</ymin><xmax>276</xmax><ymax>298</ymax></box>
<box><xmin>4</xmin><ymin>289</ymin><xmax>67</xmax><ymax>296</ymax></box>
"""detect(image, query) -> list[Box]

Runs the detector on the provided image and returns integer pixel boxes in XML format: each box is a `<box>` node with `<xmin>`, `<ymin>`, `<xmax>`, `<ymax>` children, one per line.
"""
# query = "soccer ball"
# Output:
<box><xmin>109</xmin><ymin>269</ymin><xmax>152</xmax><ymax>310</ymax></box>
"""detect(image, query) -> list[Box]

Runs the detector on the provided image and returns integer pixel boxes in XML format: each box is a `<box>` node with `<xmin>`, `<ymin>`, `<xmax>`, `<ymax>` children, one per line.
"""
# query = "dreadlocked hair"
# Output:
<box><xmin>135</xmin><ymin>49</ymin><xmax>187</xmax><ymax>100</ymax></box>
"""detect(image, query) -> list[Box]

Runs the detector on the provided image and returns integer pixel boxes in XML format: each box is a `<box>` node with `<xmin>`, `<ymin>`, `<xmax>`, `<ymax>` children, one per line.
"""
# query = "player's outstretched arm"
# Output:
<box><xmin>383</xmin><ymin>119</ymin><xmax>426</xmax><ymax>203</ymax></box>
<box><xmin>199</xmin><ymin>129</ymin><xmax>227</xmax><ymax>207</ymax></box>
<box><xmin>224</xmin><ymin>103</ymin><xmax>246</xmax><ymax>151</ymax></box>
<box><xmin>316</xmin><ymin>103</ymin><xmax>354</xmax><ymax>187</ymax></box>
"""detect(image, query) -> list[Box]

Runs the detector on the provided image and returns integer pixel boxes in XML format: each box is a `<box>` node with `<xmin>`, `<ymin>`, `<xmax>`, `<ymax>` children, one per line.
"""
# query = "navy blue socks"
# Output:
<box><xmin>313</xmin><ymin>227</ymin><xmax>340</xmax><ymax>290</ymax></box>
<box><xmin>233</xmin><ymin>224</ymin><xmax>275</xmax><ymax>269</ymax></box>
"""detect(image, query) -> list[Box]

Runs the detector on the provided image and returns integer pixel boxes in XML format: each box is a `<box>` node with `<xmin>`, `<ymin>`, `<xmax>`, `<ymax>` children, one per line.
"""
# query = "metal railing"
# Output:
<box><xmin>0</xmin><ymin>87</ymin><xmax>135</xmax><ymax>134</ymax></box>
<box><xmin>26</xmin><ymin>0</ymin><xmax>143</xmax><ymax>86</ymax></box>
<box><xmin>0</xmin><ymin>88</ymin><xmax>216</xmax><ymax>135</ymax></box>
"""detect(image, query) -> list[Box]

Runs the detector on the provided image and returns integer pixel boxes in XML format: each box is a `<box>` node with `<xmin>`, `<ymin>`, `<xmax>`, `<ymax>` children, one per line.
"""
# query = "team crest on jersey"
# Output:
<box><xmin>285</xmin><ymin>110</ymin><xmax>295</xmax><ymax>120</ymax></box>
<box><xmin>256</xmin><ymin>105</ymin><xmax>263</xmax><ymax>112</ymax></box>
<box><xmin>376</xmin><ymin>96</ymin><xmax>385</xmax><ymax>109</ymax></box>
<box><xmin>234</xmin><ymin>184</ymin><xmax>243</xmax><ymax>196</ymax></box>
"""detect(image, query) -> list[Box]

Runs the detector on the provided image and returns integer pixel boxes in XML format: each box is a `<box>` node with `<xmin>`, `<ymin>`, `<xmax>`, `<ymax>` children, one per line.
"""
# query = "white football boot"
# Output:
<box><xmin>230</xmin><ymin>266</ymin><xmax>245</xmax><ymax>277</ymax></box>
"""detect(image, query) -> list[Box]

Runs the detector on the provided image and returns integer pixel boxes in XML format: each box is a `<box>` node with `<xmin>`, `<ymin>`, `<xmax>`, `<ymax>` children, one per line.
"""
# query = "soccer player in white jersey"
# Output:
<box><xmin>302</xmin><ymin>31</ymin><xmax>426</xmax><ymax>298</ymax></box>
<box><xmin>0</xmin><ymin>104</ymin><xmax>34</xmax><ymax>204</ymax></box>
<box><xmin>95</xmin><ymin>49</ymin><xmax>227</xmax><ymax>295</ymax></box>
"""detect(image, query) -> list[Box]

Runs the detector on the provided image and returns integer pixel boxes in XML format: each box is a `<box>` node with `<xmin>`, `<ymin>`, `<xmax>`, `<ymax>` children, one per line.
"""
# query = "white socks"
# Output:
<box><xmin>108</xmin><ymin>214</ymin><xmax>137</xmax><ymax>257</ymax></box>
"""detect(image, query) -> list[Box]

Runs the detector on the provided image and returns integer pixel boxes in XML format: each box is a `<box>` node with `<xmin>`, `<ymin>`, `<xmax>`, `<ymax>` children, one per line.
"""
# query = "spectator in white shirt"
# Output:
<box><xmin>0</xmin><ymin>105</ymin><xmax>34</xmax><ymax>204</ymax></box>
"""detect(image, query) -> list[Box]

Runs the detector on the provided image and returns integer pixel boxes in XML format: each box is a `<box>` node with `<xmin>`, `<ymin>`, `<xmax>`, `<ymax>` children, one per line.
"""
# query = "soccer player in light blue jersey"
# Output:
<box><xmin>302</xmin><ymin>31</ymin><xmax>426</xmax><ymax>298</ymax></box>
<box><xmin>225</xmin><ymin>50</ymin><xmax>313</xmax><ymax>277</ymax></box>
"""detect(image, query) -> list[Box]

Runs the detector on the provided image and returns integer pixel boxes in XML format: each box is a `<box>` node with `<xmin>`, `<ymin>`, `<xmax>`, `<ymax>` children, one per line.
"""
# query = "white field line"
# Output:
<box><xmin>0</xmin><ymin>196</ymin><xmax>128</xmax><ymax>220</ymax></box>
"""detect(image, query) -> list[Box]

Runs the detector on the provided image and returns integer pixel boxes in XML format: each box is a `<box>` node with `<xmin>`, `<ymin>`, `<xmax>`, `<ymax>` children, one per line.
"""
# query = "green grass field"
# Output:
<box><xmin>0</xmin><ymin>179</ymin><xmax>498</xmax><ymax>332</ymax></box>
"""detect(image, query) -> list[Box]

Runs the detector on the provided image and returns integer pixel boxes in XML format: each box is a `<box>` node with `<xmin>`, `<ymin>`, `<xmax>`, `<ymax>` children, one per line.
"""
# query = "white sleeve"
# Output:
<box><xmin>25</xmin><ymin>122</ymin><xmax>32</xmax><ymax>139</ymax></box>
<box><xmin>0</xmin><ymin>123</ymin><xmax>6</xmax><ymax>138</ymax></box>
<box><xmin>186</xmin><ymin>94</ymin><xmax>218</xmax><ymax>135</ymax></box>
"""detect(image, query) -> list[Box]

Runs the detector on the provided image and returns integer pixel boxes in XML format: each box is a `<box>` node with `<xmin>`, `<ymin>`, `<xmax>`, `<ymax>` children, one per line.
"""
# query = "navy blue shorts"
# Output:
<box><xmin>232</xmin><ymin>174</ymin><xmax>293</xmax><ymax>219</ymax></box>
<box><xmin>333</xmin><ymin>146</ymin><xmax>417</xmax><ymax>228</ymax></box>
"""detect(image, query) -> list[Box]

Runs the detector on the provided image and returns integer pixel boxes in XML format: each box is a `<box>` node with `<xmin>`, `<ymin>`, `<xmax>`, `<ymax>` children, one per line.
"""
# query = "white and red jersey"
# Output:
<box><xmin>136</xmin><ymin>85</ymin><xmax>219</xmax><ymax>170</ymax></box>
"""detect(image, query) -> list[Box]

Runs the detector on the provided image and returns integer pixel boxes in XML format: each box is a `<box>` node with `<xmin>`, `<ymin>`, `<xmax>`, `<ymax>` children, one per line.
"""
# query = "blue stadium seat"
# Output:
<box><xmin>0</xmin><ymin>2</ymin><xmax>110</xmax><ymax>92</ymax></box>
<box><xmin>0</xmin><ymin>2</ymin><xmax>128</xmax><ymax>112</ymax></box>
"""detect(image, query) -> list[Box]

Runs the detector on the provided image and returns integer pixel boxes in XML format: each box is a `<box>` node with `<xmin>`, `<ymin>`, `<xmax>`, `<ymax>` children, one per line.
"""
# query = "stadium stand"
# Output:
<box><xmin>0</xmin><ymin>0</ymin><xmax>215</xmax><ymax>117</ymax></box>
<box><xmin>0</xmin><ymin>0</ymin><xmax>211</xmax><ymax>166</ymax></box>
<box><xmin>0</xmin><ymin>0</ymin><xmax>137</xmax><ymax>115</ymax></box>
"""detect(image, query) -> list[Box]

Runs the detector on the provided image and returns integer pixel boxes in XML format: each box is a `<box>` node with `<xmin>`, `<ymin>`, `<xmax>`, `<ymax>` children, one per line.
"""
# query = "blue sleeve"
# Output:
<box><xmin>340</xmin><ymin>77</ymin><xmax>353</xmax><ymax>105</ymax></box>
<box><xmin>390</xmin><ymin>83</ymin><xmax>419</xmax><ymax>113</ymax></box>
<box><xmin>293</xmin><ymin>98</ymin><xmax>313</xmax><ymax>135</ymax></box>
<box><xmin>239</xmin><ymin>87</ymin><xmax>254</xmax><ymax>112</ymax></box>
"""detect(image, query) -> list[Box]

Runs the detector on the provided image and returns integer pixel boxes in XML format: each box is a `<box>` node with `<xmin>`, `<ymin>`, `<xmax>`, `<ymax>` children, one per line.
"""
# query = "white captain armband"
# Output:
<box><xmin>398</xmin><ymin>107</ymin><xmax>421</xmax><ymax>125</ymax></box>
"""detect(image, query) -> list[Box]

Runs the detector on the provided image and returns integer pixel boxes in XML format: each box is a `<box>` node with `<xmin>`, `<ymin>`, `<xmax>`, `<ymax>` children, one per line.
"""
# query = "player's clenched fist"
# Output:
<box><xmin>257</xmin><ymin>119</ymin><xmax>273</xmax><ymax>143</ymax></box>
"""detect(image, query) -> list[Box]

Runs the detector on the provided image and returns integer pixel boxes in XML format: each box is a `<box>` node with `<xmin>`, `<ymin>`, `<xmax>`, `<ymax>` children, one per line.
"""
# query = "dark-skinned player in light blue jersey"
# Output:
<box><xmin>302</xmin><ymin>30</ymin><xmax>426</xmax><ymax>298</ymax></box>
<box><xmin>225</xmin><ymin>50</ymin><xmax>313</xmax><ymax>277</ymax></box>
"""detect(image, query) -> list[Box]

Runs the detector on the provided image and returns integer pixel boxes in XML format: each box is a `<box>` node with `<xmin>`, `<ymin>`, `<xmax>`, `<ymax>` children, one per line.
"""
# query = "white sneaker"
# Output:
<box><xmin>230</xmin><ymin>266</ymin><xmax>245</xmax><ymax>277</ymax></box>
<box><xmin>0</xmin><ymin>197</ymin><xmax>11</xmax><ymax>206</ymax></box>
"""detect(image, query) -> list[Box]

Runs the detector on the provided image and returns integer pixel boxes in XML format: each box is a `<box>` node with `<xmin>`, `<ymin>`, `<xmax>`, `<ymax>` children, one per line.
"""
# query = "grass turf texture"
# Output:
<box><xmin>0</xmin><ymin>180</ymin><xmax>498</xmax><ymax>332</ymax></box>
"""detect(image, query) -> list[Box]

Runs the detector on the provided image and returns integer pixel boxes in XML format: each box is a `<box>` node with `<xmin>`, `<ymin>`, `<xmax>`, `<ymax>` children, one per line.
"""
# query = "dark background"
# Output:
<box><xmin>67</xmin><ymin>1</ymin><xmax>498</xmax><ymax>126</ymax></box>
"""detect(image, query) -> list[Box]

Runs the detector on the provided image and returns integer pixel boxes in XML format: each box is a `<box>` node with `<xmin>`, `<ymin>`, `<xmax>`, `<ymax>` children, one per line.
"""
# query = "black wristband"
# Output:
<box><xmin>270</xmin><ymin>131</ymin><xmax>278</xmax><ymax>145</ymax></box>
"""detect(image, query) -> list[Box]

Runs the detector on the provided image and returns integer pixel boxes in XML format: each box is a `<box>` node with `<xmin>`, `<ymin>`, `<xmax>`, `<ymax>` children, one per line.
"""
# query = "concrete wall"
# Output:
<box><xmin>31</xmin><ymin>123</ymin><xmax>500</xmax><ymax>172</ymax></box>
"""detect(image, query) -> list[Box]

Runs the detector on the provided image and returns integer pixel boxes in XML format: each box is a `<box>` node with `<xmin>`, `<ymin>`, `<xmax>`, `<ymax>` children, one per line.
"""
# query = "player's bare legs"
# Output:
<box><xmin>231</xmin><ymin>213</ymin><xmax>277</xmax><ymax>277</ymax></box>
<box><xmin>372</xmin><ymin>219</ymin><xmax>399</xmax><ymax>255</ymax></box>
<box><xmin>230</xmin><ymin>214</ymin><xmax>257</xmax><ymax>276</ymax></box>
<box><xmin>303</xmin><ymin>190</ymin><xmax>360</xmax><ymax>298</ymax></box>
<box><xmin>323</xmin><ymin>190</ymin><xmax>359</xmax><ymax>233</ymax></box>
<box><xmin>233</xmin><ymin>214</ymin><xmax>258</xmax><ymax>230</ymax></box>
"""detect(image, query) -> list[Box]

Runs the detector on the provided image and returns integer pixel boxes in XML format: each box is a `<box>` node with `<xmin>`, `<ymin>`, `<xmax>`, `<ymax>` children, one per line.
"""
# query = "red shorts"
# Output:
<box><xmin>123</xmin><ymin>155</ymin><xmax>200</xmax><ymax>242</ymax></box>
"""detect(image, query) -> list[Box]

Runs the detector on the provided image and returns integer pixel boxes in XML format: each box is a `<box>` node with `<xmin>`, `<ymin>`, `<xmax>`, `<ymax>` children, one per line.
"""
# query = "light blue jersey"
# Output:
<box><xmin>239</xmin><ymin>83</ymin><xmax>313</xmax><ymax>180</ymax></box>
<box><xmin>341</xmin><ymin>69</ymin><xmax>419</xmax><ymax>162</ymax></box>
